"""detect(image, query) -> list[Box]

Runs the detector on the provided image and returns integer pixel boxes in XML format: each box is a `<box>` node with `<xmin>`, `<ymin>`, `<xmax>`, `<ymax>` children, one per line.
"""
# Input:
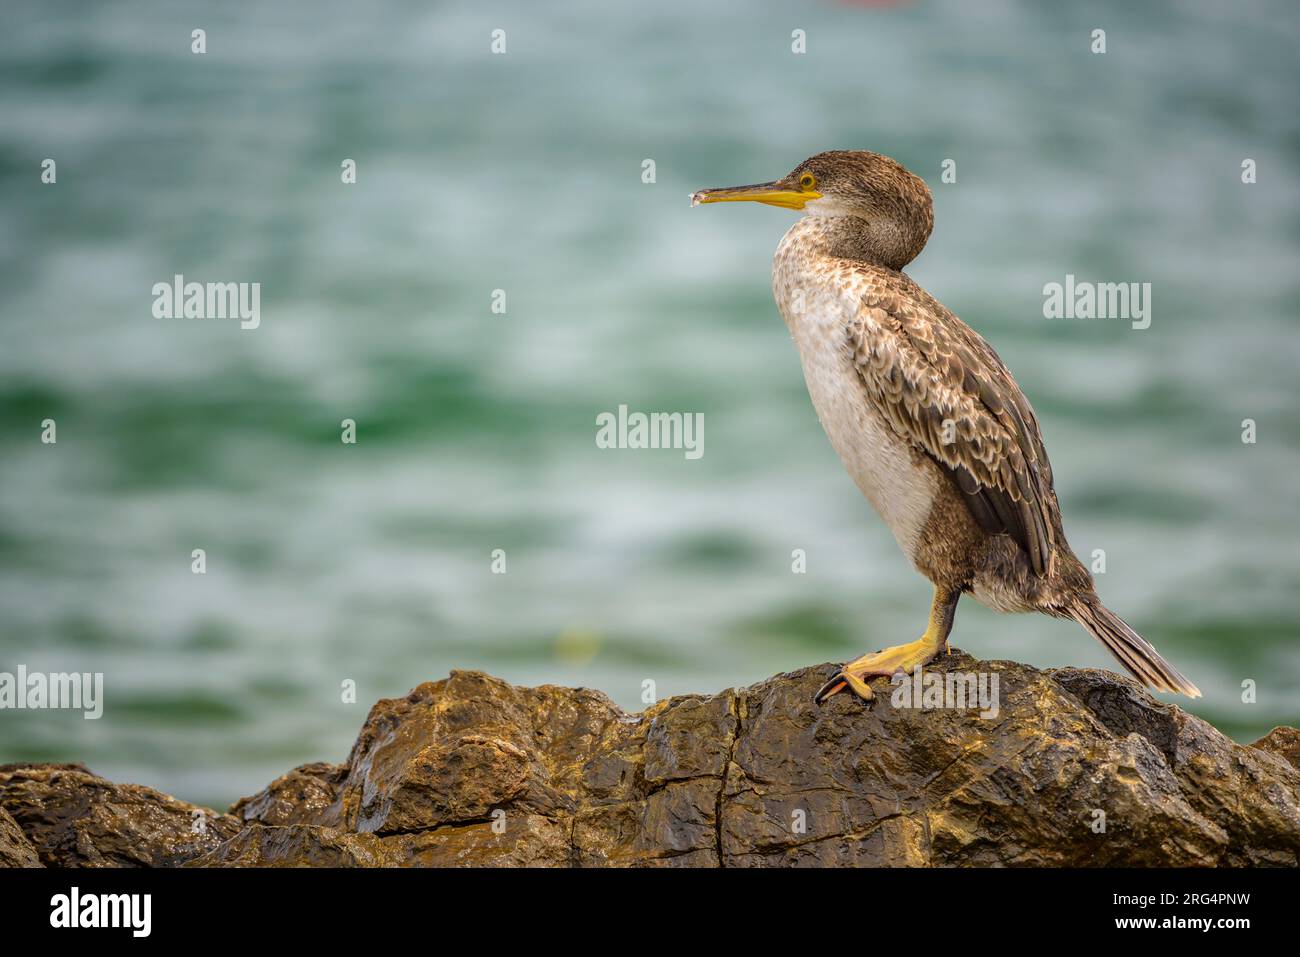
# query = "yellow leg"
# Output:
<box><xmin>814</xmin><ymin>587</ymin><xmax>960</xmax><ymax>705</ymax></box>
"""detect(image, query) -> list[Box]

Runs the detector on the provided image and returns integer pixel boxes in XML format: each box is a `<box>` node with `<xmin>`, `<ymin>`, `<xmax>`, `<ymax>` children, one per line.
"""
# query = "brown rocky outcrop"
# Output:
<box><xmin>2</xmin><ymin>653</ymin><xmax>1297</xmax><ymax>867</ymax></box>
<box><xmin>0</xmin><ymin>762</ymin><xmax>240</xmax><ymax>867</ymax></box>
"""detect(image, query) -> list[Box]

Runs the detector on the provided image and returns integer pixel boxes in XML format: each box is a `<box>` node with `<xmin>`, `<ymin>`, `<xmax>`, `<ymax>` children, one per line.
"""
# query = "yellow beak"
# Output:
<box><xmin>691</xmin><ymin>181</ymin><xmax>821</xmax><ymax>210</ymax></box>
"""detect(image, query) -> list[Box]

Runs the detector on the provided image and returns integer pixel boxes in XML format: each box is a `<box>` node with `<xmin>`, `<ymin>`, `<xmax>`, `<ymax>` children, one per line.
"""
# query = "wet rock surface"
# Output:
<box><xmin>0</xmin><ymin>805</ymin><xmax>41</xmax><ymax>868</ymax></box>
<box><xmin>1251</xmin><ymin>725</ymin><xmax>1300</xmax><ymax>773</ymax></box>
<box><xmin>0</xmin><ymin>762</ymin><xmax>240</xmax><ymax>867</ymax></box>
<box><xmin>3</xmin><ymin>653</ymin><xmax>1298</xmax><ymax>867</ymax></box>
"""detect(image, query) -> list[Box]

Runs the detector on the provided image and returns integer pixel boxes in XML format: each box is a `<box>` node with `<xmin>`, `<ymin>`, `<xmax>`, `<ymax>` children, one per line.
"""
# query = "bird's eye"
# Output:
<box><xmin>799</xmin><ymin>172</ymin><xmax>817</xmax><ymax>191</ymax></box>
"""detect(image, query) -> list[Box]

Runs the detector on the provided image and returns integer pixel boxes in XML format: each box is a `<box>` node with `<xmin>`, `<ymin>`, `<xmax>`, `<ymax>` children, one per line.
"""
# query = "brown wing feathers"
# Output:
<box><xmin>848</xmin><ymin>285</ymin><xmax>1057</xmax><ymax>577</ymax></box>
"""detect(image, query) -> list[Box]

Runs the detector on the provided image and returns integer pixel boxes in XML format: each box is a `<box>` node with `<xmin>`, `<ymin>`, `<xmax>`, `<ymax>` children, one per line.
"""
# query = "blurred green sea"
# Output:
<box><xmin>2</xmin><ymin>0</ymin><xmax>1299</xmax><ymax>808</ymax></box>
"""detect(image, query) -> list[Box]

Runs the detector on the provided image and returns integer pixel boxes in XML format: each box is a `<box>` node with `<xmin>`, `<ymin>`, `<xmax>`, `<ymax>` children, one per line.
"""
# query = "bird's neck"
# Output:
<box><xmin>782</xmin><ymin>212</ymin><xmax>927</xmax><ymax>272</ymax></box>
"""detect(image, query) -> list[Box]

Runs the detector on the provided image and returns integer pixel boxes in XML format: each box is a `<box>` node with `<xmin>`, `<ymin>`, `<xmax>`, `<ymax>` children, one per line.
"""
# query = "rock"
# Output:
<box><xmin>187</xmin><ymin>824</ymin><xmax>400</xmax><ymax>867</ymax></box>
<box><xmin>5</xmin><ymin>654</ymin><xmax>1299</xmax><ymax>867</ymax></box>
<box><xmin>229</xmin><ymin>762</ymin><xmax>348</xmax><ymax>827</ymax></box>
<box><xmin>187</xmin><ymin>816</ymin><xmax>573</xmax><ymax>867</ymax></box>
<box><xmin>1252</xmin><ymin>726</ymin><xmax>1300</xmax><ymax>772</ymax></box>
<box><xmin>0</xmin><ymin>805</ymin><xmax>41</xmax><ymax>868</ymax></box>
<box><xmin>0</xmin><ymin>763</ymin><xmax>240</xmax><ymax>867</ymax></box>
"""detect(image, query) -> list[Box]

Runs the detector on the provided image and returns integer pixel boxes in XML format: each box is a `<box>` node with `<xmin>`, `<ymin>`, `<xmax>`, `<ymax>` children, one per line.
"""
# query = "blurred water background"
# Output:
<box><xmin>2</xmin><ymin>0</ymin><xmax>1298</xmax><ymax>808</ymax></box>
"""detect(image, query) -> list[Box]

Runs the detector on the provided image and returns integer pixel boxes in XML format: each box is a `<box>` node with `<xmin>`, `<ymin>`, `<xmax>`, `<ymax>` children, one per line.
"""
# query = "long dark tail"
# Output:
<box><xmin>1068</xmin><ymin>596</ymin><xmax>1200</xmax><ymax>697</ymax></box>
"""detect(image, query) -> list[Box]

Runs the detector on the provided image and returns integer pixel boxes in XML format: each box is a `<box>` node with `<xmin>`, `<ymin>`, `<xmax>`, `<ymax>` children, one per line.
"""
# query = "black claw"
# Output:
<box><xmin>813</xmin><ymin>673</ymin><xmax>846</xmax><ymax>705</ymax></box>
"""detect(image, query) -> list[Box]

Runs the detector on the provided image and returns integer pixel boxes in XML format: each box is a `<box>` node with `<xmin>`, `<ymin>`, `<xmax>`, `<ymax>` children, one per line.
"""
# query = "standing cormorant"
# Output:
<box><xmin>692</xmin><ymin>150</ymin><xmax>1199</xmax><ymax>703</ymax></box>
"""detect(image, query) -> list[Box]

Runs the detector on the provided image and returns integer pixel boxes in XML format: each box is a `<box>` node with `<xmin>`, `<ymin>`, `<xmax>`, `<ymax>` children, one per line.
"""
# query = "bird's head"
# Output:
<box><xmin>691</xmin><ymin>150</ymin><xmax>934</xmax><ymax>270</ymax></box>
